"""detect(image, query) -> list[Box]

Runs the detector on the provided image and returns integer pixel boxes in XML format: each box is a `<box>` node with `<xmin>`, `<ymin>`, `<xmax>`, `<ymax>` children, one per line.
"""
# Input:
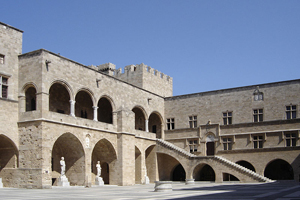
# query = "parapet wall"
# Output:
<box><xmin>112</xmin><ymin>63</ymin><xmax>173</xmax><ymax>97</ymax></box>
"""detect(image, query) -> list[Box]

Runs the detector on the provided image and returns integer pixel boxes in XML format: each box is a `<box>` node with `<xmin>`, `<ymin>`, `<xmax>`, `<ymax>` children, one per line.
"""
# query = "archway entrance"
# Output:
<box><xmin>135</xmin><ymin>146</ymin><xmax>142</xmax><ymax>184</ymax></box>
<box><xmin>264</xmin><ymin>159</ymin><xmax>294</xmax><ymax>180</ymax></box>
<box><xmin>0</xmin><ymin>135</ymin><xmax>18</xmax><ymax>170</ymax></box>
<box><xmin>157</xmin><ymin>153</ymin><xmax>182</xmax><ymax>181</ymax></box>
<box><xmin>193</xmin><ymin>164</ymin><xmax>215</xmax><ymax>181</ymax></box>
<box><xmin>91</xmin><ymin>139</ymin><xmax>117</xmax><ymax>184</ymax></box>
<box><xmin>172</xmin><ymin>164</ymin><xmax>186</xmax><ymax>181</ymax></box>
<box><xmin>51</xmin><ymin>133</ymin><xmax>85</xmax><ymax>186</ymax></box>
<box><xmin>145</xmin><ymin>145</ymin><xmax>157</xmax><ymax>183</ymax></box>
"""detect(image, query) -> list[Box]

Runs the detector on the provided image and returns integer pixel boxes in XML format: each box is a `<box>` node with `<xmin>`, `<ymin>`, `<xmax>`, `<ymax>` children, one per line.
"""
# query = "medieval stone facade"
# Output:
<box><xmin>0</xmin><ymin>21</ymin><xmax>299</xmax><ymax>188</ymax></box>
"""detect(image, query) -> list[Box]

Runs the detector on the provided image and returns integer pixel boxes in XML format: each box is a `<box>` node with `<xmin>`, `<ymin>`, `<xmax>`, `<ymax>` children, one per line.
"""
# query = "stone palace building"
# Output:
<box><xmin>0</xmin><ymin>21</ymin><xmax>299</xmax><ymax>188</ymax></box>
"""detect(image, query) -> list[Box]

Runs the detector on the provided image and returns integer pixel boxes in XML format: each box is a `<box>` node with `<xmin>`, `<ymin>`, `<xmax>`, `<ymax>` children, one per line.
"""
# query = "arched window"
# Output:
<box><xmin>25</xmin><ymin>87</ymin><xmax>36</xmax><ymax>111</ymax></box>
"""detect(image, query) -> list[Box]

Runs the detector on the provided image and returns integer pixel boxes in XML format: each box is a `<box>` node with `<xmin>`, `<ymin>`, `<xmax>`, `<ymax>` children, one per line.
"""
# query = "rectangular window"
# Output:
<box><xmin>0</xmin><ymin>76</ymin><xmax>8</xmax><ymax>98</ymax></box>
<box><xmin>189</xmin><ymin>115</ymin><xmax>197</xmax><ymax>128</ymax></box>
<box><xmin>285</xmin><ymin>133</ymin><xmax>297</xmax><ymax>147</ymax></box>
<box><xmin>223</xmin><ymin>138</ymin><xmax>232</xmax><ymax>150</ymax></box>
<box><xmin>253</xmin><ymin>109</ymin><xmax>263</xmax><ymax>122</ymax></box>
<box><xmin>189</xmin><ymin>140</ymin><xmax>198</xmax><ymax>153</ymax></box>
<box><xmin>0</xmin><ymin>55</ymin><xmax>4</xmax><ymax>64</ymax></box>
<box><xmin>167</xmin><ymin>118</ymin><xmax>175</xmax><ymax>130</ymax></box>
<box><xmin>286</xmin><ymin>105</ymin><xmax>297</xmax><ymax>119</ymax></box>
<box><xmin>223</xmin><ymin>111</ymin><xmax>232</xmax><ymax>125</ymax></box>
<box><xmin>253</xmin><ymin>135</ymin><xmax>263</xmax><ymax>149</ymax></box>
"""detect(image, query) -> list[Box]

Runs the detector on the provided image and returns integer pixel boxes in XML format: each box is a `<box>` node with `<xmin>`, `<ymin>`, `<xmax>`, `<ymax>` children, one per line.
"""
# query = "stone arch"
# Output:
<box><xmin>264</xmin><ymin>159</ymin><xmax>294</xmax><ymax>180</ymax></box>
<box><xmin>135</xmin><ymin>146</ymin><xmax>142</xmax><ymax>184</ymax></box>
<box><xmin>236</xmin><ymin>160</ymin><xmax>256</xmax><ymax>172</ymax></box>
<box><xmin>21</xmin><ymin>82</ymin><xmax>39</xmax><ymax>94</ymax></box>
<box><xmin>157</xmin><ymin>153</ymin><xmax>186</xmax><ymax>181</ymax></box>
<box><xmin>23</xmin><ymin>84</ymin><xmax>37</xmax><ymax>112</ymax></box>
<box><xmin>75</xmin><ymin>88</ymin><xmax>96</xmax><ymax>106</ymax></box>
<box><xmin>148</xmin><ymin>111</ymin><xmax>163</xmax><ymax>138</ymax></box>
<box><xmin>91</xmin><ymin>138</ymin><xmax>117</xmax><ymax>185</ymax></box>
<box><xmin>172</xmin><ymin>164</ymin><xmax>186</xmax><ymax>181</ymax></box>
<box><xmin>132</xmin><ymin>106</ymin><xmax>147</xmax><ymax>131</ymax></box>
<box><xmin>75</xmin><ymin>90</ymin><xmax>94</xmax><ymax>120</ymax></box>
<box><xmin>0</xmin><ymin>134</ymin><xmax>18</xmax><ymax>170</ymax></box>
<box><xmin>97</xmin><ymin>96</ymin><xmax>114</xmax><ymax>124</ymax></box>
<box><xmin>193</xmin><ymin>163</ymin><xmax>215</xmax><ymax>181</ymax></box>
<box><xmin>49</xmin><ymin>80</ymin><xmax>74</xmax><ymax>100</ymax></box>
<box><xmin>51</xmin><ymin>133</ymin><xmax>85</xmax><ymax>186</ymax></box>
<box><xmin>49</xmin><ymin>81</ymin><xmax>72</xmax><ymax>114</ymax></box>
<box><xmin>145</xmin><ymin>144</ymin><xmax>157</xmax><ymax>183</ymax></box>
<box><xmin>205</xmin><ymin>133</ymin><xmax>216</xmax><ymax>156</ymax></box>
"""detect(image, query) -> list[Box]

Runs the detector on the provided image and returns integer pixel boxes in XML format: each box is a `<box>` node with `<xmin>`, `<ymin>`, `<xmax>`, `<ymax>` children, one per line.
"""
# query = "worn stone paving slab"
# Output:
<box><xmin>0</xmin><ymin>182</ymin><xmax>299</xmax><ymax>200</ymax></box>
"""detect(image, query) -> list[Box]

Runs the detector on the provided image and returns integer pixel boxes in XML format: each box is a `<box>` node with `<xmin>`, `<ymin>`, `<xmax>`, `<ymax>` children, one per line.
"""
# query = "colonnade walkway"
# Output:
<box><xmin>0</xmin><ymin>181</ymin><xmax>299</xmax><ymax>200</ymax></box>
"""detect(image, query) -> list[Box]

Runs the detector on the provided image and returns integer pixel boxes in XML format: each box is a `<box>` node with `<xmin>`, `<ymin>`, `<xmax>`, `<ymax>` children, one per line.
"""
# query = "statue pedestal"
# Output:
<box><xmin>0</xmin><ymin>178</ymin><xmax>3</xmax><ymax>188</ymax></box>
<box><xmin>95</xmin><ymin>177</ymin><xmax>104</xmax><ymax>186</ymax></box>
<box><xmin>144</xmin><ymin>176</ymin><xmax>150</xmax><ymax>184</ymax></box>
<box><xmin>57</xmin><ymin>175</ymin><xmax>70</xmax><ymax>187</ymax></box>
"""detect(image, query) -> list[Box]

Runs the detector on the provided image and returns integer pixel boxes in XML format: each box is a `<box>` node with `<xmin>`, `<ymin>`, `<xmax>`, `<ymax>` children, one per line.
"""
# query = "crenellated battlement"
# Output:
<box><xmin>94</xmin><ymin>63</ymin><xmax>173</xmax><ymax>97</ymax></box>
<box><xmin>114</xmin><ymin>63</ymin><xmax>172</xmax><ymax>83</ymax></box>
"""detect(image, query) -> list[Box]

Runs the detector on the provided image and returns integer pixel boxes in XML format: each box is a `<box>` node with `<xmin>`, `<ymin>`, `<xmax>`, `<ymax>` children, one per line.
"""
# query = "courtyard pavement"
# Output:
<box><xmin>0</xmin><ymin>181</ymin><xmax>299</xmax><ymax>200</ymax></box>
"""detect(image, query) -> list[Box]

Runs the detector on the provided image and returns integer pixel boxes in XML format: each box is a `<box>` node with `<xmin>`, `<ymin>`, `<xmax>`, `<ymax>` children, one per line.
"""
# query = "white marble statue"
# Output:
<box><xmin>60</xmin><ymin>157</ymin><xmax>66</xmax><ymax>176</ymax></box>
<box><xmin>96</xmin><ymin>161</ymin><xmax>101</xmax><ymax>177</ymax></box>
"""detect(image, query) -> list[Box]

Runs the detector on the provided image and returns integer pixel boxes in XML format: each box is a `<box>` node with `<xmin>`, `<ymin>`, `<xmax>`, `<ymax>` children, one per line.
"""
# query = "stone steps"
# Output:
<box><xmin>156</xmin><ymin>138</ymin><xmax>273</xmax><ymax>183</ymax></box>
<box><xmin>214</xmin><ymin>156</ymin><xmax>273</xmax><ymax>182</ymax></box>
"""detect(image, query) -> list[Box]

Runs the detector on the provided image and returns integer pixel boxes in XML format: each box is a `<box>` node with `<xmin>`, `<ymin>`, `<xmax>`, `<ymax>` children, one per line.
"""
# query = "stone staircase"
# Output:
<box><xmin>157</xmin><ymin>138</ymin><xmax>196</xmax><ymax>158</ymax></box>
<box><xmin>156</xmin><ymin>138</ymin><xmax>273</xmax><ymax>183</ymax></box>
<box><xmin>214</xmin><ymin>156</ymin><xmax>274</xmax><ymax>182</ymax></box>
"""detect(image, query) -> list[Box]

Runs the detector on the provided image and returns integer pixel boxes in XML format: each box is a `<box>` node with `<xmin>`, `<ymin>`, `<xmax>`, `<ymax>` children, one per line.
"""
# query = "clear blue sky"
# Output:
<box><xmin>1</xmin><ymin>0</ymin><xmax>300</xmax><ymax>96</ymax></box>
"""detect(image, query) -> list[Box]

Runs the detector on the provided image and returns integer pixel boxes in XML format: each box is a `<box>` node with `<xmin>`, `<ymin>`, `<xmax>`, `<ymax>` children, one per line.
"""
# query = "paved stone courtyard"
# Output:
<box><xmin>0</xmin><ymin>181</ymin><xmax>299</xmax><ymax>200</ymax></box>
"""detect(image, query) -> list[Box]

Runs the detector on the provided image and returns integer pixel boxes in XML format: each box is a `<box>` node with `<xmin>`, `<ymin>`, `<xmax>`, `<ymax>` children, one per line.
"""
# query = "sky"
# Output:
<box><xmin>1</xmin><ymin>0</ymin><xmax>300</xmax><ymax>96</ymax></box>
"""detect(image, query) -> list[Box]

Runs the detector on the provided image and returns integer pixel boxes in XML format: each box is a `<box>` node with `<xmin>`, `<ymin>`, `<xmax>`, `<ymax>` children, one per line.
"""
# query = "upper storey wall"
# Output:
<box><xmin>112</xmin><ymin>63</ymin><xmax>173</xmax><ymax>97</ymax></box>
<box><xmin>18</xmin><ymin>50</ymin><xmax>165</xmax><ymax>121</ymax></box>
<box><xmin>0</xmin><ymin>22</ymin><xmax>23</xmax><ymax>100</ymax></box>
<box><xmin>165</xmin><ymin>80</ymin><xmax>300</xmax><ymax>129</ymax></box>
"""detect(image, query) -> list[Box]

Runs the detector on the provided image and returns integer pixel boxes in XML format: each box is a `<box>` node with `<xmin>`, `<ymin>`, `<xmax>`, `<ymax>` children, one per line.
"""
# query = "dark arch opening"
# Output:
<box><xmin>172</xmin><ymin>164</ymin><xmax>186</xmax><ymax>181</ymax></box>
<box><xmin>98</xmin><ymin>97</ymin><xmax>113</xmax><ymax>124</ymax></box>
<box><xmin>49</xmin><ymin>83</ymin><xmax>70</xmax><ymax>114</ymax></box>
<box><xmin>0</xmin><ymin>135</ymin><xmax>18</xmax><ymax>170</ymax></box>
<box><xmin>236</xmin><ymin>160</ymin><xmax>256</xmax><ymax>172</ymax></box>
<box><xmin>194</xmin><ymin>164</ymin><xmax>215</xmax><ymax>181</ymax></box>
<box><xmin>51</xmin><ymin>133</ymin><xmax>85</xmax><ymax>186</ymax></box>
<box><xmin>25</xmin><ymin>87</ymin><xmax>36</xmax><ymax>111</ymax></box>
<box><xmin>75</xmin><ymin>91</ymin><xmax>93</xmax><ymax>120</ymax></box>
<box><xmin>132</xmin><ymin>107</ymin><xmax>146</xmax><ymax>131</ymax></box>
<box><xmin>148</xmin><ymin>112</ymin><xmax>162</xmax><ymax>138</ymax></box>
<box><xmin>91</xmin><ymin>139</ymin><xmax>117</xmax><ymax>185</ymax></box>
<box><xmin>264</xmin><ymin>159</ymin><xmax>294</xmax><ymax>180</ymax></box>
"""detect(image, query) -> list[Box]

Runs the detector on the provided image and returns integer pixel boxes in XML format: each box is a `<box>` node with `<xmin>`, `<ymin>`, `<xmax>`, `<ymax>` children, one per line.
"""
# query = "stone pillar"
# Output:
<box><xmin>69</xmin><ymin>100</ymin><xmax>75</xmax><ymax>117</ymax></box>
<box><xmin>93</xmin><ymin>106</ymin><xmax>98</xmax><ymax>121</ymax></box>
<box><xmin>141</xmin><ymin>151</ymin><xmax>149</xmax><ymax>184</ymax></box>
<box><xmin>18</xmin><ymin>95</ymin><xmax>26</xmax><ymax>112</ymax></box>
<box><xmin>84</xmin><ymin>147</ymin><xmax>92</xmax><ymax>187</ymax></box>
<box><xmin>145</xmin><ymin>120</ymin><xmax>149</xmax><ymax>132</ymax></box>
<box><xmin>161</xmin><ymin>124</ymin><xmax>165</xmax><ymax>140</ymax></box>
<box><xmin>110</xmin><ymin>107</ymin><xmax>135</xmax><ymax>186</ymax></box>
